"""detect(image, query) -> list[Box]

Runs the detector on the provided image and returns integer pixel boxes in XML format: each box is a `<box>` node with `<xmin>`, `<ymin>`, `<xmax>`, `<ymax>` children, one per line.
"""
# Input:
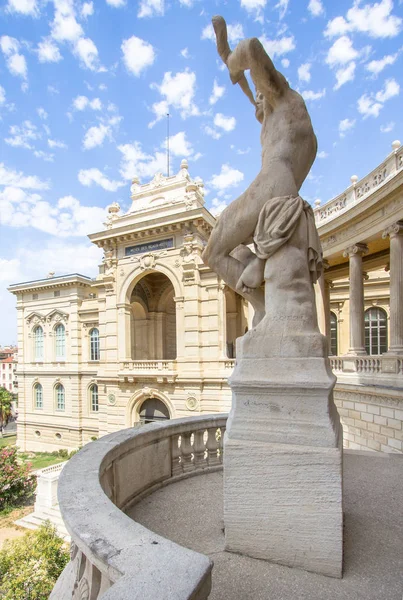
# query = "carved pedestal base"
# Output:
<box><xmin>224</xmin><ymin>355</ymin><xmax>343</xmax><ymax>578</ymax></box>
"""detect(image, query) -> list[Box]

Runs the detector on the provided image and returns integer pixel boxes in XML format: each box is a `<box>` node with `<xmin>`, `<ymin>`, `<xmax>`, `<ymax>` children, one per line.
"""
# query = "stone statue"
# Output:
<box><xmin>202</xmin><ymin>16</ymin><xmax>322</xmax><ymax>327</ymax></box>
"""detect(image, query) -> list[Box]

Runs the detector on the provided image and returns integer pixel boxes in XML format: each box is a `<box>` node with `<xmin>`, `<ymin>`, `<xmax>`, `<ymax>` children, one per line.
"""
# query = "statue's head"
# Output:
<box><xmin>255</xmin><ymin>91</ymin><xmax>264</xmax><ymax>124</ymax></box>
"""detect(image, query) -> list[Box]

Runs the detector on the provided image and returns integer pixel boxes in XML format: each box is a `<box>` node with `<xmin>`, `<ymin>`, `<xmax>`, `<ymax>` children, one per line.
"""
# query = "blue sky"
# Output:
<box><xmin>0</xmin><ymin>0</ymin><xmax>402</xmax><ymax>343</ymax></box>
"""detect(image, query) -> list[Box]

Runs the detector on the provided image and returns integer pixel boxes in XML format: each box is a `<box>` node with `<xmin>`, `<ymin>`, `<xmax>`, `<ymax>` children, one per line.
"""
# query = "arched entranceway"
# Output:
<box><xmin>129</xmin><ymin>272</ymin><xmax>177</xmax><ymax>360</ymax></box>
<box><xmin>225</xmin><ymin>288</ymin><xmax>248</xmax><ymax>358</ymax></box>
<box><xmin>139</xmin><ymin>398</ymin><xmax>170</xmax><ymax>424</ymax></box>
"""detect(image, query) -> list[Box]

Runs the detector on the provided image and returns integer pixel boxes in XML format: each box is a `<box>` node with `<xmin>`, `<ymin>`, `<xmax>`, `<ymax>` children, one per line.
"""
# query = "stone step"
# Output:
<box><xmin>15</xmin><ymin>510</ymin><xmax>70</xmax><ymax>542</ymax></box>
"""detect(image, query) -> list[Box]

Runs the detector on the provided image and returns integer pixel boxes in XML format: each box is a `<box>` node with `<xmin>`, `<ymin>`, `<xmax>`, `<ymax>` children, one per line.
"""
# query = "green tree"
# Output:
<box><xmin>0</xmin><ymin>387</ymin><xmax>13</xmax><ymax>437</ymax></box>
<box><xmin>0</xmin><ymin>522</ymin><xmax>69</xmax><ymax>600</ymax></box>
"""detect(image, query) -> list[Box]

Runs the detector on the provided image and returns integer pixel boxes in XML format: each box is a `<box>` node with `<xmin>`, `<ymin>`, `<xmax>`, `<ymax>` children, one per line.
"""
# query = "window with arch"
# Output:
<box><xmin>34</xmin><ymin>383</ymin><xmax>43</xmax><ymax>409</ymax></box>
<box><xmin>55</xmin><ymin>384</ymin><xmax>65</xmax><ymax>411</ymax></box>
<box><xmin>89</xmin><ymin>328</ymin><xmax>100</xmax><ymax>361</ymax></box>
<box><xmin>90</xmin><ymin>384</ymin><xmax>99</xmax><ymax>412</ymax></box>
<box><xmin>55</xmin><ymin>323</ymin><xmax>66</xmax><ymax>360</ymax></box>
<box><xmin>330</xmin><ymin>312</ymin><xmax>338</xmax><ymax>356</ymax></box>
<box><xmin>34</xmin><ymin>326</ymin><xmax>44</xmax><ymax>361</ymax></box>
<box><xmin>365</xmin><ymin>307</ymin><xmax>388</xmax><ymax>355</ymax></box>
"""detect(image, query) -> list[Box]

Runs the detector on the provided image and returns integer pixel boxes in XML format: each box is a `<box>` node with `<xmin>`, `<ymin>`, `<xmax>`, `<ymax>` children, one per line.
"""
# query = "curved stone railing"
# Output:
<box><xmin>314</xmin><ymin>141</ymin><xmax>402</xmax><ymax>225</ymax></box>
<box><xmin>51</xmin><ymin>414</ymin><xmax>227</xmax><ymax>600</ymax></box>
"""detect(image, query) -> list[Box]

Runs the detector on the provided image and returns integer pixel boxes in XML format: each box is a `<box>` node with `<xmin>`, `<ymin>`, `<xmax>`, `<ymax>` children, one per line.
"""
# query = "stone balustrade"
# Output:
<box><xmin>51</xmin><ymin>414</ymin><xmax>227</xmax><ymax>600</ymax></box>
<box><xmin>314</xmin><ymin>142</ymin><xmax>403</xmax><ymax>225</ymax></box>
<box><xmin>119</xmin><ymin>359</ymin><xmax>176</xmax><ymax>371</ymax></box>
<box><xmin>329</xmin><ymin>355</ymin><xmax>402</xmax><ymax>376</ymax></box>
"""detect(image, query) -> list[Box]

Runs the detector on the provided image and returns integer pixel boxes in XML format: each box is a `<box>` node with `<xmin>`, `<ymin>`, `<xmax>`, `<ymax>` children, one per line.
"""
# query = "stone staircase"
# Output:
<box><xmin>15</xmin><ymin>504</ymin><xmax>70</xmax><ymax>541</ymax></box>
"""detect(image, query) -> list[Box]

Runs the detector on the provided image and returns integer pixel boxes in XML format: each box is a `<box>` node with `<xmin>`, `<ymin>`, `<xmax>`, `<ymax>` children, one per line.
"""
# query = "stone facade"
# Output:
<box><xmin>8</xmin><ymin>144</ymin><xmax>403</xmax><ymax>452</ymax></box>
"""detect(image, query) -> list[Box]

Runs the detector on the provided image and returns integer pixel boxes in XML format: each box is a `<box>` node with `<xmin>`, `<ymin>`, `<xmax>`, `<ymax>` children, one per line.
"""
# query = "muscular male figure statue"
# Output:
<box><xmin>202</xmin><ymin>16</ymin><xmax>318</xmax><ymax>326</ymax></box>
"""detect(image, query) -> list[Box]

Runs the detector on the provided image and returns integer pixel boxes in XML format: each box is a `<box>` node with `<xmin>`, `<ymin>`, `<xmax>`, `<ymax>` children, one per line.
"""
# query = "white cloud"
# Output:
<box><xmin>73</xmin><ymin>37</ymin><xmax>100</xmax><ymax>71</ymax></box>
<box><xmin>180</xmin><ymin>47</ymin><xmax>190</xmax><ymax>59</ymax></box>
<box><xmin>380</xmin><ymin>121</ymin><xmax>395</xmax><ymax>133</ymax></box>
<box><xmin>366</xmin><ymin>52</ymin><xmax>398</xmax><ymax>75</ymax></box>
<box><xmin>317</xmin><ymin>150</ymin><xmax>328</xmax><ymax>158</ymax></box>
<box><xmin>106</xmin><ymin>0</ymin><xmax>126</xmax><ymax>6</ymax></box>
<box><xmin>281</xmin><ymin>58</ymin><xmax>290</xmax><ymax>68</ymax></box>
<box><xmin>298</xmin><ymin>62</ymin><xmax>311</xmax><ymax>83</ymax></box>
<box><xmin>339</xmin><ymin>118</ymin><xmax>356</xmax><ymax>136</ymax></box>
<box><xmin>0</xmin><ymin>36</ymin><xmax>28</xmax><ymax>80</ymax></box>
<box><xmin>150</xmin><ymin>69</ymin><xmax>199</xmax><ymax>126</ymax></box>
<box><xmin>0</xmin><ymin>163</ymin><xmax>50</xmax><ymax>189</ymax></box>
<box><xmin>214</xmin><ymin>113</ymin><xmax>236</xmax><ymax>132</ymax></box>
<box><xmin>326</xmin><ymin>36</ymin><xmax>358</xmax><ymax>66</ymax></box>
<box><xmin>301</xmin><ymin>88</ymin><xmax>326</xmax><ymax>100</ymax></box>
<box><xmin>48</xmin><ymin>138</ymin><xmax>67</xmax><ymax>149</ymax></box>
<box><xmin>82</xmin><ymin>124</ymin><xmax>110</xmax><ymax>150</ymax></box>
<box><xmin>4</xmin><ymin>120</ymin><xmax>40</xmax><ymax>149</ymax></box>
<box><xmin>51</xmin><ymin>4</ymin><xmax>83</xmax><ymax>43</ymax></box>
<box><xmin>34</xmin><ymin>150</ymin><xmax>54</xmax><ymax>162</ymax></box>
<box><xmin>37</xmin><ymin>37</ymin><xmax>63</xmax><ymax>63</ymax></box>
<box><xmin>209</xmin><ymin>79</ymin><xmax>225</xmax><ymax>105</ymax></box>
<box><xmin>209</xmin><ymin>164</ymin><xmax>244</xmax><ymax>191</ymax></box>
<box><xmin>78</xmin><ymin>168</ymin><xmax>124</xmax><ymax>191</ymax></box>
<box><xmin>308</xmin><ymin>0</ymin><xmax>324</xmax><ymax>17</ymax></box>
<box><xmin>0</xmin><ymin>85</ymin><xmax>5</xmax><ymax>105</ymax></box>
<box><xmin>324</xmin><ymin>0</ymin><xmax>402</xmax><ymax>39</ymax></box>
<box><xmin>163</xmin><ymin>131</ymin><xmax>194</xmax><ymax>157</ymax></box>
<box><xmin>201</xmin><ymin>23</ymin><xmax>244</xmax><ymax>45</ymax></box>
<box><xmin>334</xmin><ymin>61</ymin><xmax>356</xmax><ymax>89</ymax></box>
<box><xmin>203</xmin><ymin>125</ymin><xmax>221</xmax><ymax>140</ymax></box>
<box><xmin>357</xmin><ymin>77</ymin><xmax>400</xmax><ymax>118</ymax></box>
<box><xmin>81</xmin><ymin>2</ymin><xmax>94</xmax><ymax>18</ymax></box>
<box><xmin>118</xmin><ymin>141</ymin><xmax>167</xmax><ymax>180</ymax></box>
<box><xmin>121</xmin><ymin>36</ymin><xmax>155</xmax><ymax>76</ymax></box>
<box><xmin>276</xmin><ymin>0</ymin><xmax>289</xmax><ymax>19</ymax></box>
<box><xmin>37</xmin><ymin>107</ymin><xmax>48</xmax><ymax>120</ymax></box>
<box><xmin>375</xmin><ymin>77</ymin><xmax>400</xmax><ymax>101</ymax></box>
<box><xmin>260</xmin><ymin>34</ymin><xmax>296</xmax><ymax>57</ymax></box>
<box><xmin>240</xmin><ymin>0</ymin><xmax>267</xmax><ymax>21</ymax></box>
<box><xmin>0</xmin><ymin>187</ymin><xmax>106</xmax><ymax>237</ymax></box>
<box><xmin>138</xmin><ymin>0</ymin><xmax>164</xmax><ymax>18</ymax></box>
<box><xmin>6</xmin><ymin>0</ymin><xmax>38</xmax><ymax>16</ymax></box>
<box><xmin>73</xmin><ymin>95</ymin><xmax>102</xmax><ymax>110</ymax></box>
<box><xmin>209</xmin><ymin>197</ymin><xmax>228</xmax><ymax>216</ymax></box>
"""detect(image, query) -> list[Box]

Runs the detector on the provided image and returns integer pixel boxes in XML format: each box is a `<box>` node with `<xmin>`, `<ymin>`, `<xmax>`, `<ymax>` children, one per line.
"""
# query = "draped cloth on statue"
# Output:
<box><xmin>253</xmin><ymin>195</ymin><xmax>323</xmax><ymax>284</ymax></box>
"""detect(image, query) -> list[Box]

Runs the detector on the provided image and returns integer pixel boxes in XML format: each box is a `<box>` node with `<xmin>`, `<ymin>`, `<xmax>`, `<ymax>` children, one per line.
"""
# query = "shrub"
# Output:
<box><xmin>0</xmin><ymin>446</ymin><xmax>36</xmax><ymax>511</ymax></box>
<box><xmin>0</xmin><ymin>521</ymin><xmax>69</xmax><ymax>599</ymax></box>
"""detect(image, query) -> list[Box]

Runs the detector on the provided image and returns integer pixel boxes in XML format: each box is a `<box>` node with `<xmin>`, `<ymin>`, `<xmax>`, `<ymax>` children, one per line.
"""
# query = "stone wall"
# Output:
<box><xmin>334</xmin><ymin>385</ymin><xmax>403</xmax><ymax>453</ymax></box>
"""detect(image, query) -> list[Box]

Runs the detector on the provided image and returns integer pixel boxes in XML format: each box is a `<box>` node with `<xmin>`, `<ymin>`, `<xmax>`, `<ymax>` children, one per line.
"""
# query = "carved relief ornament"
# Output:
<box><xmin>382</xmin><ymin>221</ymin><xmax>403</xmax><ymax>239</ymax></box>
<box><xmin>343</xmin><ymin>243</ymin><xmax>368</xmax><ymax>258</ymax></box>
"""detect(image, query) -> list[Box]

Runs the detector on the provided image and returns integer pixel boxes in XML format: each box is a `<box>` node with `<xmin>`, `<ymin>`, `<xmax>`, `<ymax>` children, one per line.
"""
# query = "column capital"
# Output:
<box><xmin>343</xmin><ymin>243</ymin><xmax>368</xmax><ymax>258</ymax></box>
<box><xmin>382</xmin><ymin>221</ymin><xmax>403</xmax><ymax>240</ymax></box>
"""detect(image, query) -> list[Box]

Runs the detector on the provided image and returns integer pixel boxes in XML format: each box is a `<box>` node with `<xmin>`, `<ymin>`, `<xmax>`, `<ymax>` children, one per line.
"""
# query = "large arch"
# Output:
<box><xmin>127</xmin><ymin>271</ymin><xmax>177</xmax><ymax>360</ymax></box>
<box><xmin>119</xmin><ymin>263</ymin><xmax>182</xmax><ymax>307</ymax></box>
<box><xmin>126</xmin><ymin>388</ymin><xmax>175</xmax><ymax>426</ymax></box>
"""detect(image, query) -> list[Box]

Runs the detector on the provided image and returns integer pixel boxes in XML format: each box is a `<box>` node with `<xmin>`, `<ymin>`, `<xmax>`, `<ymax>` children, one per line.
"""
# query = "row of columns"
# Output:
<box><xmin>321</xmin><ymin>221</ymin><xmax>403</xmax><ymax>356</ymax></box>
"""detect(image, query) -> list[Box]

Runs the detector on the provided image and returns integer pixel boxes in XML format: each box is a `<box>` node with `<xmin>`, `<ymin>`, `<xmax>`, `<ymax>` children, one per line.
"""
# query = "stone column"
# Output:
<box><xmin>383</xmin><ymin>222</ymin><xmax>403</xmax><ymax>354</ymax></box>
<box><xmin>343</xmin><ymin>244</ymin><xmax>368</xmax><ymax>355</ymax></box>
<box><xmin>318</xmin><ymin>270</ymin><xmax>333</xmax><ymax>354</ymax></box>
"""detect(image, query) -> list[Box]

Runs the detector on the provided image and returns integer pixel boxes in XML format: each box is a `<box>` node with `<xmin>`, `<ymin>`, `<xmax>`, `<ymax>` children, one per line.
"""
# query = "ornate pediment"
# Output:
<box><xmin>26</xmin><ymin>312</ymin><xmax>46</xmax><ymax>325</ymax></box>
<box><xmin>46</xmin><ymin>309</ymin><xmax>69</xmax><ymax>323</ymax></box>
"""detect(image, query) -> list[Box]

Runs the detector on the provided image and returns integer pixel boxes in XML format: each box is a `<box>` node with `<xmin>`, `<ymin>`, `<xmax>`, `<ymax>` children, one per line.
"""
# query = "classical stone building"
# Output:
<box><xmin>9</xmin><ymin>143</ymin><xmax>403</xmax><ymax>453</ymax></box>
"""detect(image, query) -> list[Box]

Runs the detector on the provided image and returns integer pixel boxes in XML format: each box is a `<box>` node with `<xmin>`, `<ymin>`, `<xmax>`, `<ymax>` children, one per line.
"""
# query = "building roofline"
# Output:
<box><xmin>8</xmin><ymin>273</ymin><xmax>93</xmax><ymax>292</ymax></box>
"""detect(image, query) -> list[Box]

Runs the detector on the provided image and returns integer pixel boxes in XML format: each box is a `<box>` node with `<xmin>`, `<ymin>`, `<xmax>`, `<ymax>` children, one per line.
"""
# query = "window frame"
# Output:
<box><xmin>55</xmin><ymin>323</ymin><xmax>66</xmax><ymax>361</ymax></box>
<box><xmin>89</xmin><ymin>328</ymin><xmax>100</xmax><ymax>361</ymax></box>
<box><xmin>55</xmin><ymin>383</ymin><xmax>65</xmax><ymax>411</ymax></box>
<box><xmin>365</xmin><ymin>307</ymin><xmax>388</xmax><ymax>355</ymax></box>
<box><xmin>34</xmin><ymin>383</ymin><xmax>43</xmax><ymax>409</ymax></box>
<box><xmin>33</xmin><ymin>326</ymin><xmax>44</xmax><ymax>361</ymax></box>
<box><xmin>90</xmin><ymin>384</ymin><xmax>99</xmax><ymax>412</ymax></box>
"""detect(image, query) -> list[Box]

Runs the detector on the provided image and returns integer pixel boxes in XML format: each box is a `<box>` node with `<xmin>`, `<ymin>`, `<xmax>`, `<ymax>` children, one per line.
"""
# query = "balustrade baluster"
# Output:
<box><xmin>181</xmin><ymin>432</ymin><xmax>194</xmax><ymax>472</ymax></box>
<box><xmin>218</xmin><ymin>427</ymin><xmax>225</xmax><ymax>464</ymax></box>
<box><xmin>171</xmin><ymin>434</ymin><xmax>182</xmax><ymax>476</ymax></box>
<box><xmin>207</xmin><ymin>427</ymin><xmax>220</xmax><ymax>466</ymax></box>
<box><xmin>193</xmin><ymin>430</ymin><xmax>206</xmax><ymax>469</ymax></box>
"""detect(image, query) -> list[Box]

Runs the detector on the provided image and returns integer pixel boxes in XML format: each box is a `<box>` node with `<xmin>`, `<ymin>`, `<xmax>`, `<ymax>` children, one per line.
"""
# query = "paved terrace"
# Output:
<box><xmin>129</xmin><ymin>451</ymin><xmax>403</xmax><ymax>600</ymax></box>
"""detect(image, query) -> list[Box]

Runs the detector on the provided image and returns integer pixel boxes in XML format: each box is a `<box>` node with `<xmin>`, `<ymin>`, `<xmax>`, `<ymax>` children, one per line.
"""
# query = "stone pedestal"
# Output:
<box><xmin>224</xmin><ymin>356</ymin><xmax>343</xmax><ymax>578</ymax></box>
<box><xmin>224</xmin><ymin>210</ymin><xmax>343</xmax><ymax>578</ymax></box>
